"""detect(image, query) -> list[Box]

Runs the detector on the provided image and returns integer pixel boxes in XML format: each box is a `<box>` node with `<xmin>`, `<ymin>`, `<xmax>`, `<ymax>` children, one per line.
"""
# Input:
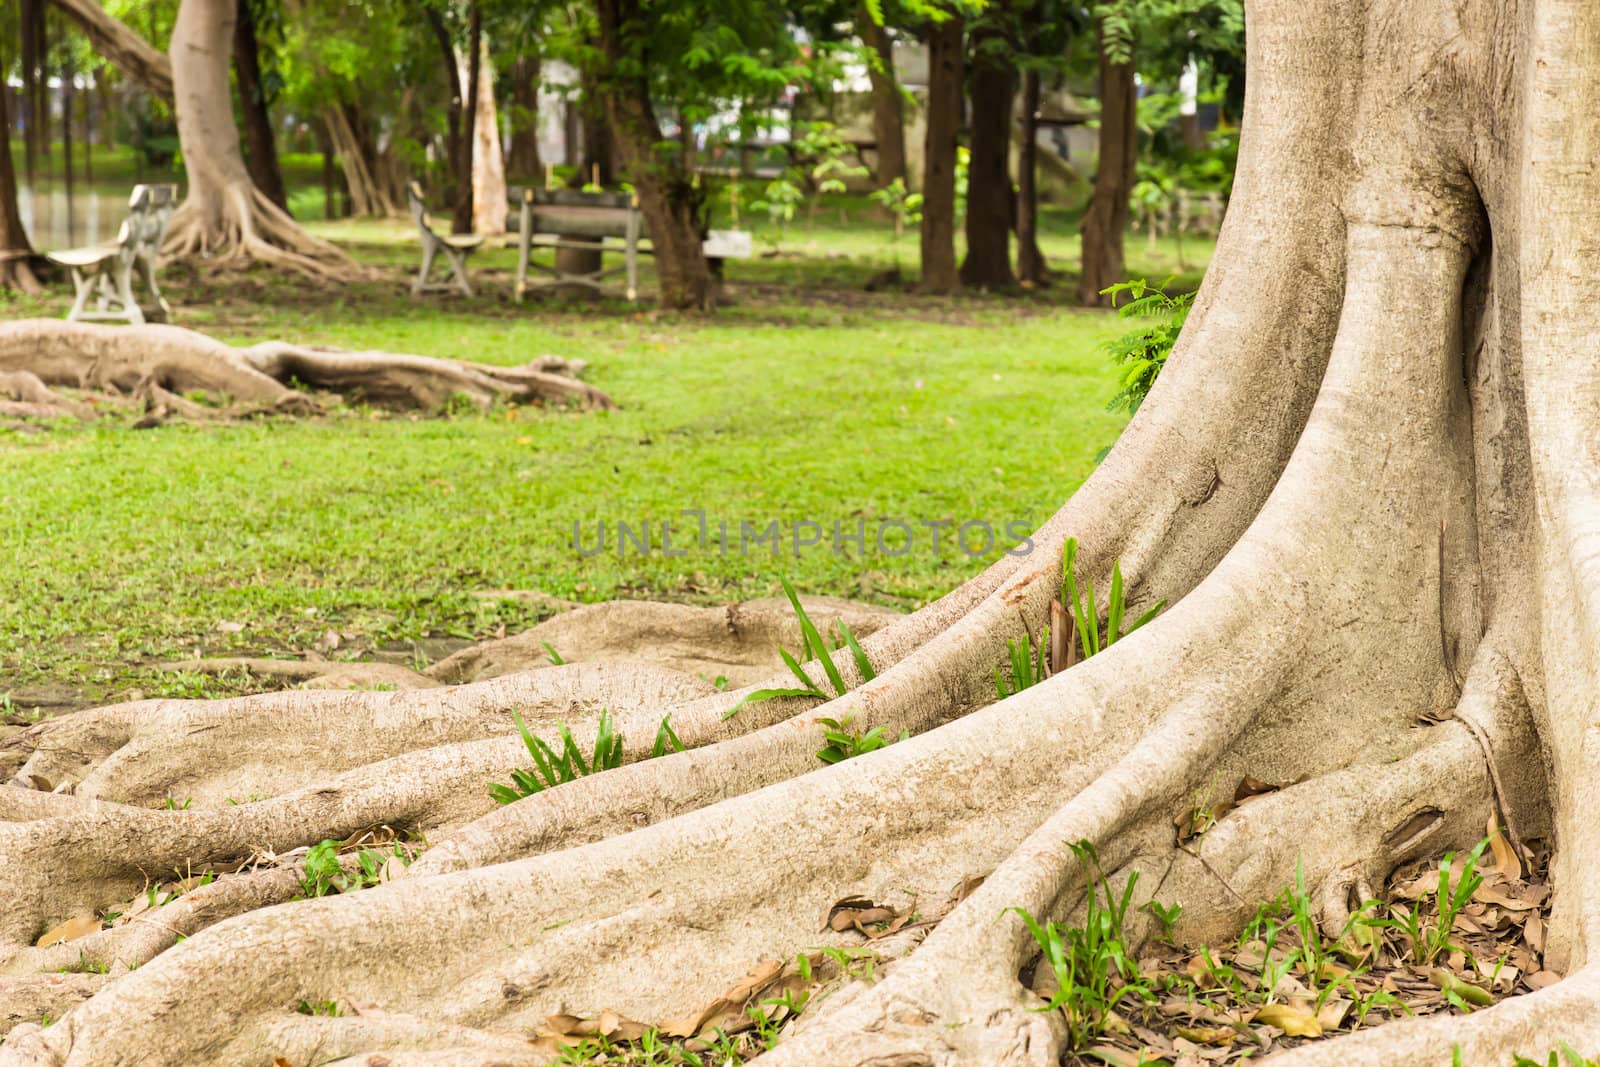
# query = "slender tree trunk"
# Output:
<box><xmin>595</xmin><ymin>0</ymin><xmax>713</xmax><ymax>310</ymax></box>
<box><xmin>233</xmin><ymin>0</ymin><xmax>288</xmax><ymax>213</ymax></box>
<box><xmin>959</xmin><ymin>15</ymin><xmax>1015</xmax><ymax>288</ymax></box>
<box><xmin>62</xmin><ymin>44</ymin><xmax>75</xmax><ymax>240</ymax></box>
<box><xmin>1015</xmin><ymin>67</ymin><xmax>1046</xmax><ymax>285</ymax></box>
<box><xmin>161</xmin><ymin>0</ymin><xmax>351</xmax><ymax>274</ymax></box>
<box><xmin>1077</xmin><ymin>20</ymin><xmax>1136</xmax><ymax>306</ymax></box>
<box><xmin>919</xmin><ymin>12</ymin><xmax>963</xmax><ymax>294</ymax></box>
<box><xmin>507</xmin><ymin>54</ymin><xmax>541</xmax><ymax>180</ymax></box>
<box><xmin>21</xmin><ymin>0</ymin><xmax>43</xmax><ymax>185</ymax></box>
<box><xmin>860</xmin><ymin>5</ymin><xmax>906</xmax><ymax>188</ymax></box>
<box><xmin>323</xmin><ymin>104</ymin><xmax>396</xmax><ymax>217</ymax></box>
<box><xmin>0</xmin><ymin>64</ymin><xmax>43</xmax><ymax>292</ymax></box>
<box><xmin>317</xmin><ymin>120</ymin><xmax>337</xmax><ymax>221</ymax></box>
<box><xmin>451</xmin><ymin>3</ymin><xmax>481</xmax><ymax>235</ymax></box>
<box><xmin>82</xmin><ymin>75</ymin><xmax>93</xmax><ymax>184</ymax></box>
<box><xmin>470</xmin><ymin>33</ymin><xmax>506</xmax><ymax>235</ymax></box>
<box><xmin>423</xmin><ymin>7</ymin><xmax>464</xmax><ymax>212</ymax></box>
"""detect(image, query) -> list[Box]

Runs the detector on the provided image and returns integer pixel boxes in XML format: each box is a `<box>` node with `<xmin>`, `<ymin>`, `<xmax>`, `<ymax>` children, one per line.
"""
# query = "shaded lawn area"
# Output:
<box><xmin>0</xmin><ymin>213</ymin><xmax>1211</xmax><ymax>708</ymax></box>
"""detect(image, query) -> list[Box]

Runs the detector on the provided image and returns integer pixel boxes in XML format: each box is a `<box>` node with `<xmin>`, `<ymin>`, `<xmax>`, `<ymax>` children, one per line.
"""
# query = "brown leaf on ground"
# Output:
<box><xmin>35</xmin><ymin>915</ymin><xmax>101</xmax><ymax>947</ymax></box>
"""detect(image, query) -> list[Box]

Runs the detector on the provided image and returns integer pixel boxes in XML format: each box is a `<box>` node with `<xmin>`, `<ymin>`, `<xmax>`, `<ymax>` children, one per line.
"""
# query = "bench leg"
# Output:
<box><xmin>65</xmin><ymin>267</ymin><xmax>95</xmax><ymax>322</ymax></box>
<box><xmin>139</xmin><ymin>254</ymin><xmax>172</xmax><ymax>321</ymax></box>
<box><xmin>413</xmin><ymin>242</ymin><xmax>437</xmax><ymax>296</ymax></box>
<box><xmin>447</xmin><ymin>249</ymin><xmax>473</xmax><ymax>297</ymax></box>
<box><xmin>115</xmin><ymin>264</ymin><xmax>145</xmax><ymax>326</ymax></box>
<box><xmin>516</xmin><ymin>206</ymin><xmax>532</xmax><ymax>302</ymax></box>
<box><xmin>625</xmin><ymin>215</ymin><xmax>640</xmax><ymax>302</ymax></box>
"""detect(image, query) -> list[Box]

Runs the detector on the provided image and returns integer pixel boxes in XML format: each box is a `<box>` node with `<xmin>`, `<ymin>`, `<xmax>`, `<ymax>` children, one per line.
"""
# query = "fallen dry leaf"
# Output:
<box><xmin>1487</xmin><ymin>813</ymin><xmax>1523</xmax><ymax>880</ymax></box>
<box><xmin>1252</xmin><ymin>1003</ymin><xmax>1322</xmax><ymax>1037</ymax></box>
<box><xmin>36</xmin><ymin>915</ymin><xmax>101</xmax><ymax>947</ymax></box>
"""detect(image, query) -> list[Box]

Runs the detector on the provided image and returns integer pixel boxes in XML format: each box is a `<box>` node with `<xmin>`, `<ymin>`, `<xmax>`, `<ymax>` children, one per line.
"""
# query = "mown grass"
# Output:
<box><xmin>1</xmin><ymin>158</ymin><xmax>1213</xmax><ymax>706</ymax></box>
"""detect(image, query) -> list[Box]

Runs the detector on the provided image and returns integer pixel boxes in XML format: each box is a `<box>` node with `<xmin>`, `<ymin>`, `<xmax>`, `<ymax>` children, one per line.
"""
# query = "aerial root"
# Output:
<box><xmin>0</xmin><ymin>975</ymin><xmax>106</xmax><ymax>1039</ymax></box>
<box><xmin>0</xmin><ymin>319</ymin><xmax>613</xmax><ymax>419</ymax></box>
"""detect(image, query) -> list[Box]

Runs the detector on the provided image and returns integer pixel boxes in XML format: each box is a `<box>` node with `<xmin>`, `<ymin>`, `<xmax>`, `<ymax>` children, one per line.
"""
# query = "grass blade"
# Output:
<box><xmin>837</xmin><ymin>619</ymin><xmax>876</xmax><ymax>682</ymax></box>
<box><xmin>782</xmin><ymin>578</ymin><xmax>846</xmax><ymax>695</ymax></box>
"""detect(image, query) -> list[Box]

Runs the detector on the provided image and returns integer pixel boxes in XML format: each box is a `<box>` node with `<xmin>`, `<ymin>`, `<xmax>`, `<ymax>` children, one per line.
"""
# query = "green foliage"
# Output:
<box><xmin>487</xmin><ymin>708</ymin><xmax>625</xmax><ymax>804</ymax></box>
<box><xmin>299</xmin><ymin>839</ymin><xmax>403</xmax><ymax>898</ymax></box>
<box><xmin>1513</xmin><ymin>1047</ymin><xmax>1600</xmax><ymax>1067</ymax></box>
<box><xmin>295</xmin><ymin>998</ymin><xmax>342</xmax><ymax>1017</ymax></box>
<box><xmin>869</xmin><ymin>178</ymin><xmax>923</xmax><ymax>243</ymax></box>
<box><xmin>815</xmin><ymin>709</ymin><xmax>896</xmax><ymax>764</ymax></box>
<box><xmin>1015</xmin><ymin>840</ymin><xmax>1156</xmax><ymax>1050</ymax></box>
<box><xmin>1377</xmin><ymin>838</ymin><xmax>1490</xmax><ymax>968</ymax></box>
<box><xmin>1061</xmin><ymin>537</ymin><xmax>1165</xmax><ymax>659</ymax></box>
<box><xmin>723</xmin><ymin>579</ymin><xmax>877</xmax><ymax>719</ymax></box>
<box><xmin>995</xmin><ymin>625</ymin><xmax>1050</xmax><ymax>699</ymax></box>
<box><xmin>1099</xmin><ymin>279</ymin><xmax>1195</xmax><ymax>417</ymax></box>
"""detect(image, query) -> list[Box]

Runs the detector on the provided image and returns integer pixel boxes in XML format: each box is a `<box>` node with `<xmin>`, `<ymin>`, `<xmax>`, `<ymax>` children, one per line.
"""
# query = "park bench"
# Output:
<box><xmin>47</xmin><ymin>183</ymin><xmax>177</xmax><ymax>325</ymax></box>
<box><xmin>509</xmin><ymin>187</ymin><xmax>650</xmax><ymax>302</ymax></box>
<box><xmin>407</xmin><ymin>181</ymin><xmax>485</xmax><ymax>296</ymax></box>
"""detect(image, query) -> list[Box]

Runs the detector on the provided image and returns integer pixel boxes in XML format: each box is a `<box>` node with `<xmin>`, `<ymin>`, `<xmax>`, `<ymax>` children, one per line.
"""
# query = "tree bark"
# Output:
<box><xmin>422</xmin><ymin>7</ymin><xmax>465</xmax><ymax>214</ymax></box>
<box><xmin>1015</xmin><ymin>66</ymin><xmax>1046</xmax><ymax>285</ymax></box>
<box><xmin>860</xmin><ymin>5</ymin><xmax>906</xmax><ymax>188</ymax></box>
<box><xmin>232</xmin><ymin>0</ymin><xmax>288</xmax><ymax>213</ymax></box>
<box><xmin>451</xmin><ymin>3</ymin><xmax>481</xmax><ymax>235</ymax></box>
<box><xmin>919</xmin><ymin>12</ymin><xmax>963</xmax><ymax>294</ymax></box>
<box><xmin>1077</xmin><ymin>19</ymin><xmax>1136</xmax><ymax>306</ymax></box>
<box><xmin>595</xmin><ymin>0</ymin><xmax>713</xmax><ymax>310</ymax></box>
<box><xmin>470</xmin><ymin>33</ymin><xmax>506</xmax><ymax>236</ymax></box>
<box><xmin>16</xmin><ymin>3</ymin><xmax>1600</xmax><ymax>1066</ymax></box>
<box><xmin>161</xmin><ymin>0</ymin><xmax>352</xmax><ymax>275</ymax></box>
<box><xmin>0</xmin><ymin>74</ymin><xmax>43</xmax><ymax>293</ymax></box>
<box><xmin>506</xmin><ymin>54</ymin><xmax>541</xmax><ymax>181</ymax></box>
<box><xmin>959</xmin><ymin>14</ymin><xmax>1015</xmax><ymax>288</ymax></box>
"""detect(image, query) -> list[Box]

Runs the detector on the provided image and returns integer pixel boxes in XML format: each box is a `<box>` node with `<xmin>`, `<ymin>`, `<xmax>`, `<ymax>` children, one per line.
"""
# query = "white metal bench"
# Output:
<box><xmin>408</xmin><ymin>182</ymin><xmax>485</xmax><ymax>296</ymax></box>
<box><xmin>47</xmin><ymin>184</ymin><xmax>177</xmax><ymax>325</ymax></box>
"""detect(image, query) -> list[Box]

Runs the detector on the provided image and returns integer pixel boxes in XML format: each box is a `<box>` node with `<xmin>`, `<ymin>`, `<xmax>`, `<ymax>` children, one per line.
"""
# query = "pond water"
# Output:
<box><xmin>15</xmin><ymin>185</ymin><xmax>120</xmax><ymax>250</ymax></box>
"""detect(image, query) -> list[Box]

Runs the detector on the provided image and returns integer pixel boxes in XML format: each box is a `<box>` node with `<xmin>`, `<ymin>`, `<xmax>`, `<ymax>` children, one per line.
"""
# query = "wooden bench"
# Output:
<box><xmin>47</xmin><ymin>184</ymin><xmax>177</xmax><ymax>325</ymax></box>
<box><xmin>407</xmin><ymin>182</ymin><xmax>486</xmax><ymax>296</ymax></box>
<box><xmin>509</xmin><ymin>187</ymin><xmax>649</xmax><ymax>302</ymax></box>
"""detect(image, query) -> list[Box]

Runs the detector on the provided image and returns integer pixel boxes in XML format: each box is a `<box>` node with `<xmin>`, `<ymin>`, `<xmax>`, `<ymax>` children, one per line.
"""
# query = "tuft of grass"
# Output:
<box><xmin>298</xmin><ymin>839</ymin><xmax>405</xmax><ymax>898</ymax></box>
<box><xmin>996</xmin><ymin>623</ymin><xmax>1050</xmax><ymax>699</ymax></box>
<box><xmin>488</xmin><ymin>708</ymin><xmax>685</xmax><ymax>804</ymax></box>
<box><xmin>1060</xmin><ymin>537</ymin><xmax>1165</xmax><ymax>661</ymax></box>
<box><xmin>723</xmin><ymin>578</ymin><xmax>877</xmax><ymax>719</ymax></box>
<box><xmin>814</xmin><ymin>709</ymin><xmax>899</xmax><ymax>764</ymax></box>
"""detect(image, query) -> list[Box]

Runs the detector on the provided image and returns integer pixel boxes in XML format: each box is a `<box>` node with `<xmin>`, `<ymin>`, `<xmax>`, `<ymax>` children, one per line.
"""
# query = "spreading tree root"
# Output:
<box><xmin>6</xmin><ymin>0</ymin><xmax>1600</xmax><ymax>1062</ymax></box>
<box><xmin>0</xmin><ymin>320</ymin><xmax>612</xmax><ymax>421</ymax></box>
<box><xmin>162</xmin><ymin>184</ymin><xmax>359</xmax><ymax>283</ymax></box>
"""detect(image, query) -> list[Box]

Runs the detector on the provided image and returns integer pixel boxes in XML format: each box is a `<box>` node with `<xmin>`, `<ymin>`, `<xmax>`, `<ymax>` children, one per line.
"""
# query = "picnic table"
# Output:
<box><xmin>47</xmin><ymin>184</ymin><xmax>177</xmax><ymax>324</ymax></box>
<box><xmin>509</xmin><ymin>187</ymin><xmax>649</xmax><ymax>302</ymax></box>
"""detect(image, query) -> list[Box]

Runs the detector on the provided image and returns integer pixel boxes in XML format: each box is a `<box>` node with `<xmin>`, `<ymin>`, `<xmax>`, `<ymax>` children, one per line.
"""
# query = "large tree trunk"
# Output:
<box><xmin>1015</xmin><ymin>66</ymin><xmax>1046</xmax><ymax>285</ymax></box>
<box><xmin>506</xmin><ymin>54</ymin><xmax>541</xmax><ymax>180</ymax></box>
<box><xmin>595</xmin><ymin>0</ymin><xmax>712</xmax><ymax>310</ymax></box>
<box><xmin>161</xmin><ymin>0</ymin><xmax>352</xmax><ymax>276</ymax></box>
<box><xmin>0</xmin><ymin>76</ymin><xmax>44</xmax><ymax>293</ymax></box>
<box><xmin>232</xmin><ymin>0</ymin><xmax>287</xmax><ymax>213</ymax></box>
<box><xmin>1077</xmin><ymin>19</ymin><xmax>1136</xmax><ymax>306</ymax></box>
<box><xmin>860</xmin><ymin>5</ymin><xmax>906</xmax><ymax>188</ymax></box>
<box><xmin>958</xmin><ymin>12</ymin><xmax>1015</xmax><ymax>289</ymax></box>
<box><xmin>13</xmin><ymin>2</ymin><xmax>1600</xmax><ymax>1066</ymax></box>
<box><xmin>470</xmin><ymin>33</ymin><xmax>507</xmax><ymax>236</ymax></box>
<box><xmin>919</xmin><ymin>12</ymin><xmax>963</xmax><ymax>294</ymax></box>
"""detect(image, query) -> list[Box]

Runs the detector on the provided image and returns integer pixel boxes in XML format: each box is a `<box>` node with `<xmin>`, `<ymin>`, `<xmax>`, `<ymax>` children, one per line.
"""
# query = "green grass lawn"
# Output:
<box><xmin>1</xmin><ymin>161</ymin><xmax>1213</xmax><ymax>708</ymax></box>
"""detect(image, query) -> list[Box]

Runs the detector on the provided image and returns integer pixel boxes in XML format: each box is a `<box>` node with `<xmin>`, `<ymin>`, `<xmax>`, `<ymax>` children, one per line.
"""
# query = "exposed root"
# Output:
<box><xmin>161</xmin><ymin>184</ymin><xmax>359</xmax><ymax>283</ymax></box>
<box><xmin>0</xmin><ymin>319</ymin><xmax>613</xmax><ymax>418</ymax></box>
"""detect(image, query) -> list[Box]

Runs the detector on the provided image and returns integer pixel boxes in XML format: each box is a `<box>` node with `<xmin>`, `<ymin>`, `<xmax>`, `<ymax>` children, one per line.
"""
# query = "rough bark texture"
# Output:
<box><xmin>0</xmin><ymin>74</ymin><xmax>43</xmax><ymax>294</ymax></box>
<box><xmin>596</xmin><ymin>0</ymin><xmax>713</xmax><ymax>310</ymax></box>
<box><xmin>959</xmin><ymin>16</ymin><xmax>1016</xmax><ymax>288</ymax></box>
<box><xmin>1016</xmin><ymin>67</ymin><xmax>1046</xmax><ymax>284</ymax></box>
<box><xmin>0</xmin><ymin>320</ymin><xmax>613</xmax><ymax>419</ymax></box>
<box><xmin>232</xmin><ymin>0</ymin><xmax>288</xmax><ymax>213</ymax></box>
<box><xmin>470</xmin><ymin>33</ymin><xmax>507</xmax><ymax>236</ymax></box>
<box><xmin>6</xmin><ymin>1</ymin><xmax>1600</xmax><ymax>1065</ymax></box>
<box><xmin>1077</xmin><ymin>20</ymin><xmax>1136</xmax><ymax>306</ymax></box>
<box><xmin>163</xmin><ymin>0</ymin><xmax>355</xmax><ymax>277</ymax></box>
<box><xmin>861</xmin><ymin>6</ymin><xmax>907</xmax><ymax>188</ymax></box>
<box><xmin>919</xmin><ymin>13</ymin><xmax>963</xmax><ymax>294</ymax></box>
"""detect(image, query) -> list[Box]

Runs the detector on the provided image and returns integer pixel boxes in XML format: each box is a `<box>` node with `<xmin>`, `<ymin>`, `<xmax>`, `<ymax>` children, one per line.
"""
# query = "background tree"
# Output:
<box><xmin>918</xmin><ymin>4</ymin><xmax>962</xmax><ymax>293</ymax></box>
<box><xmin>589</xmin><ymin>0</ymin><xmax>799</xmax><ymax>309</ymax></box>
<box><xmin>958</xmin><ymin>0</ymin><xmax>1016</xmax><ymax>288</ymax></box>
<box><xmin>233</xmin><ymin>0</ymin><xmax>286</xmax><ymax>212</ymax></box>
<box><xmin>858</xmin><ymin>1</ymin><xmax>906</xmax><ymax>187</ymax></box>
<box><xmin>0</xmin><ymin>40</ymin><xmax>44</xmax><ymax>293</ymax></box>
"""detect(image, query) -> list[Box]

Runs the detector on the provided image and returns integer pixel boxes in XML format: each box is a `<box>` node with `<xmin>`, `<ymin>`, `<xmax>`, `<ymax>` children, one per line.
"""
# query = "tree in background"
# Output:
<box><xmin>918</xmin><ymin>3</ymin><xmax>962</xmax><ymax>293</ymax></box>
<box><xmin>234</xmin><ymin>0</ymin><xmax>287</xmax><ymax>212</ymax></box>
<box><xmin>0</xmin><ymin>34</ymin><xmax>44</xmax><ymax>293</ymax></box>
<box><xmin>590</xmin><ymin>0</ymin><xmax>799</xmax><ymax>309</ymax></box>
<box><xmin>857</xmin><ymin>0</ymin><xmax>905</xmax><ymax>187</ymax></box>
<box><xmin>958</xmin><ymin>0</ymin><xmax>1015</xmax><ymax>288</ymax></box>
